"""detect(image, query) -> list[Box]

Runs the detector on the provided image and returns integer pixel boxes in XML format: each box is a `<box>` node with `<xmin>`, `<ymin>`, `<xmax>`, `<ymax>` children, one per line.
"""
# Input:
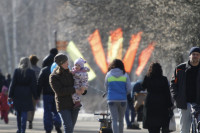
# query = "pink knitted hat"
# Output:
<box><xmin>2</xmin><ymin>86</ymin><xmax>8</xmax><ymax>94</ymax></box>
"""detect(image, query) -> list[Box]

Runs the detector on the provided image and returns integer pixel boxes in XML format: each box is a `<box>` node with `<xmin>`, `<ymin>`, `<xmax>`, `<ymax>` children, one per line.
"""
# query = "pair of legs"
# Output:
<box><xmin>43</xmin><ymin>95</ymin><xmax>62</xmax><ymax>133</ymax></box>
<box><xmin>125</xmin><ymin>99</ymin><xmax>135</xmax><ymax>128</ymax></box>
<box><xmin>148</xmin><ymin>125</ymin><xmax>169</xmax><ymax>133</ymax></box>
<box><xmin>27</xmin><ymin>97</ymin><xmax>37</xmax><ymax>129</ymax></box>
<box><xmin>1</xmin><ymin>110</ymin><xmax>9</xmax><ymax>123</ymax></box>
<box><xmin>179</xmin><ymin>103</ymin><xmax>200</xmax><ymax>133</ymax></box>
<box><xmin>58</xmin><ymin>108</ymin><xmax>79</xmax><ymax>133</ymax></box>
<box><xmin>108</xmin><ymin>102</ymin><xmax>127</xmax><ymax>133</ymax></box>
<box><xmin>16</xmin><ymin>111</ymin><xmax>27</xmax><ymax>133</ymax></box>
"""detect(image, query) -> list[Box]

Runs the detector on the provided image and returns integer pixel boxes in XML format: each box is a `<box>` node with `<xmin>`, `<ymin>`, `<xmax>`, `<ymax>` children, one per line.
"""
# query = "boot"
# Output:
<box><xmin>55</xmin><ymin>127</ymin><xmax>62</xmax><ymax>133</ymax></box>
<box><xmin>29</xmin><ymin>121</ymin><xmax>32</xmax><ymax>129</ymax></box>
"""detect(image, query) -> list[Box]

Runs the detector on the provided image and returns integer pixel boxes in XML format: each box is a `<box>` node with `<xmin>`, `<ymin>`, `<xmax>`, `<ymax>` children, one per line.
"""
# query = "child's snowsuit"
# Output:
<box><xmin>0</xmin><ymin>86</ymin><xmax>9</xmax><ymax>124</ymax></box>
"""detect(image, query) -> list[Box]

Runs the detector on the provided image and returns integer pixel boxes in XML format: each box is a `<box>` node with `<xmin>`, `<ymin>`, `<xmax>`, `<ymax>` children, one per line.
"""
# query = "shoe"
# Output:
<box><xmin>29</xmin><ymin>121</ymin><xmax>32</xmax><ymax>129</ymax></box>
<box><xmin>55</xmin><ymin>127</ymin><xmax>62</xmax><ymax>133</ymax></box>
<box><xmin>127</xmin><ymin>125</ymin><xmax>133</xmax><ymax>129</ymax></box>
<box><xmin>127</xmin><ymin>124</ymin><xmax>141</xmax><ymax>130</ymax></box>
<box><xmin>46</xmin><ymin>131</ymin><xmax>51</xmax><ymax>133</ymax></box>
<box><xmin>73</xmin><ymin>101</ymin><xmax>82</xmax><ymax>109</ymax></box>
<box><xmin>132</xmin><ymin>124</ymin><xmax>141</xmax><ymax>130</ymax></box>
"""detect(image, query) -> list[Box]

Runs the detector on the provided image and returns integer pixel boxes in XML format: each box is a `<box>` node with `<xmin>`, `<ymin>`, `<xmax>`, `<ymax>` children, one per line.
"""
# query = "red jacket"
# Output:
<box><xmin>0</xmin><ymin>93</ymin><xmax>9</xmax><ymax>111</ymax></box>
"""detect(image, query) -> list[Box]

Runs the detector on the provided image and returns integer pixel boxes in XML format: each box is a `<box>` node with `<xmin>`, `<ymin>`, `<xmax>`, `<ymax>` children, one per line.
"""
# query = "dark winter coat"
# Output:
<box><xmin>8</xmin><ymin>68</ymin><xmax>38</xmax><ymax>111</ymax></box>
<box><xmin>42</xmin><ymin>54</ymin><xmax>55</xmax><ymax>68</ymax></box>
<box><xmin>49</xmin><ymin>66</ymin><xmax>75</xmax><ymax>112</ymax></box>
<box><xmin>142</xmin><ymin>75</ymin><xmax>173</xmax><ymax>128</ymax></box>
<box><xmin>37</xmin><ymin>66</ymin><xmax>55</xmax><ymax>97</ymax></box>
<box><xmin>5</xmin><ymin>77</ymin><xmax>11</xmax><ymax>88</ymax></box>
<box><xmin>0</xmin><ymin>74</ymin><xmax>6</xmax><ymax>92</ymax></box>
<box><xmin>170</xmin><ymin>61</ymin><xmax>200</xmax><ymax>109</ymax></box>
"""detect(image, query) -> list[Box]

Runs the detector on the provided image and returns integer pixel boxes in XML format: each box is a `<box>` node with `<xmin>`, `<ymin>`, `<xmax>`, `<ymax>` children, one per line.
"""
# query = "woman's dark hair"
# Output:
<box><xmin>108</xmin><ymin>59</ymin><xmax>125</xmax><ymax>74</ymax></box>
<box><xmin>146</xmin><ymin>62</ymin><xmax>163</xmax><ymax>78</ymax></box>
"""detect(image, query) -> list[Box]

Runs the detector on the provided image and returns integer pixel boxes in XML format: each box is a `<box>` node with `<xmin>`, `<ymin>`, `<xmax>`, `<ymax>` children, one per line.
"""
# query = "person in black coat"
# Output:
<box><xmin>5</xmin><ymin>73</ymin><xmax>11</xmax><ymax>88</ymax></box>
<box><xmin>42</xmin><ymin>48</ymin><xmax>58</xmax><ymax>68</ymax></box>
<box><xmin>142</xmin><ymin>62</ymin><xmax>173</xmax><ymax>133</ymax></box>
<box><xmin>38</xmin><ymin>54</ymin><xmax>62</xmax><ymax>133</ymax></box>
<box><xmin>8</xmin><ymin>57</ymin><xmax>38</xmax><ymax>133</ymax></box>
<box><xmin>0</xmin><ymin>69</ymin><xmax>6</xmax><ymax>92</ymax></box>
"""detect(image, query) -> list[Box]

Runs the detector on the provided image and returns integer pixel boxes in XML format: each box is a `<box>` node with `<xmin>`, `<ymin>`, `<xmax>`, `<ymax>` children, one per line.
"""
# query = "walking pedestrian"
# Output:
<box><xmin>27</xmin><ymin>55</ymin><xmax>41</xmax><ymax>129</ymax></box>
<box><xmin>0</xmin><ymin>69</ymin><xmax>6</xmax><ymax>92</ymax></box>
<box><xmin>104</xmin><ymin>59</ymin><xmax>131</xmax><ymax>133</ymax></box>
<box><xmin>5</xmin><ymin>73</ymin><xmax>11</xmax><ymax>88</ymax></box>
<box><xmin>49</xmin><ymin>53</ymin><xmax>83</xmax><ymax>133</ymax></box>
<box><xmin>133</xmin><ymin>80</ymin><xmax>146</xmax><ymax>122</ymax></box>
<box><xmin>142</xmin><ymin>62</ymin><xmax>173</xmax><ymax>133</ymax></box>
<box><xmin>42</xmin><ymin>48</ymin><xmax>58</xmax><ymax>68</ymax></box>
<box><xmin>125</xmin><ymin>81</ymin><xmax>143</xmax><ymax>130</ymax></box>
<box><xmin>170</xmin><ymin>46</ymin><xmax>200</xmax><ymax>133</ymax></box>
<box><xmin>8</xmin><ymin>57</ymin><xmax>38</xmax><ymax>133</ymax></box>
<box><xmin>0</xmin><ymin>85</ymin><xmax>9</xmax><ymax>124</ymax></box>
<box><xmin>125</xmin><ymin>93</ymin><xmax>139</xmax><ymax>129</ymax></box>
<box><xmin>38</xmin><ymin>54</ymin><xmax>62</xmax><ymax>133</ymax></box>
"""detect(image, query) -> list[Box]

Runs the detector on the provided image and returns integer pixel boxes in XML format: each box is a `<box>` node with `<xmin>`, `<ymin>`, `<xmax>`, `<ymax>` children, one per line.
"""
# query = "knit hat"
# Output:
<box><xmin>74</xmin><ymin>58</ymin><xmax>86</xmax><ymax>68</ymax></box>
<box><xmin>189</xmin><ymin>47</ymin><xmax>200</xmax><ymax>55</ymax></box>
<box><xmin>54</xmin><ymin>53</ymin><xmax>68</xmax><ymax>66</ymax></box>
<box><xmin>50</xmin><ymin>48</ymin><xmax>58</xmax><ymax>55</ymax></box>
<box><xmin>2</xmin><ymin>86</ymin><xmax>8</xmax><ymax>94</ymax></box>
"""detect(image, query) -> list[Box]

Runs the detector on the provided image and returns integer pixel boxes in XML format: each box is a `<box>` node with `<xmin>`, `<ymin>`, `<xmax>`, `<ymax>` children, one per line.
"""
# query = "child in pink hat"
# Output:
<box><xmin>71</xmin><ymin>58</ymin><xmax>89</xmax><ymax>109</ymax></box>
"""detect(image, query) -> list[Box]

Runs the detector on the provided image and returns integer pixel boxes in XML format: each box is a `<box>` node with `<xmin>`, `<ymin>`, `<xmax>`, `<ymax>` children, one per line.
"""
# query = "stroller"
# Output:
<box><xmin>94</xmin><ymin>93</ymin><xmax>113</xmax><ymax>133</ymax></box>
<box><xmin>94</xmin><ymin>112</ymin><xmax>112</xmax><ymax>133</ymax></box>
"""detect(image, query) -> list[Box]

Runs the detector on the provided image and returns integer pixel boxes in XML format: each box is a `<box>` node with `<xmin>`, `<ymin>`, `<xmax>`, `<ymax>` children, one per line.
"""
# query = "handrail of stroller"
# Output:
<box><xmin>94</xmin><ymin>113</ymin><xmax>110</xmax><ymax>116</ymax></box>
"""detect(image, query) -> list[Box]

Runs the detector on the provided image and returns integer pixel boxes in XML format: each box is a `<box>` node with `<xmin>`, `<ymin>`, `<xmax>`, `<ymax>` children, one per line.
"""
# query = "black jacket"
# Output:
<box><xmin>170</xmin><ymin>61</ymin><xmax>200</xmax><ymax>109</ymax></box>
<box><xmin>37</xmin><ymin>66</ymin><xmax>55</xmax><ymax>97</ymax></box>
<box><xmin>8</xmin><ymin>68</ymin><xmax>38</xmax><ymax>111</ymax></box>
<box><xmin>42</xmin><ymin>54</ymin><xmax>56</xmax><ymax>68</ymax></box>
<box><xmin>142</xmin><ymin>75</ymin><xmax>173</xmax><ymax>128</ymax></box>
<box><xmin>49</xmin><ymin>67</ymin><xmax>75</xmax><ymax>111</ymax></box>
<box><xmin>0</xmin><ymin>74</ymin><xmax>6</xmax><ymax>92</ymax></box>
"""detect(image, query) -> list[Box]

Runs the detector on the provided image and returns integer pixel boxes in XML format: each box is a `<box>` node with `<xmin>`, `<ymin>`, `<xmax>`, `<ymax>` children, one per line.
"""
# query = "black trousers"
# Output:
<box><xmin>148</xmin><ymin>125</ymin><xmax>169</xmax><ymax>133</ymax></box>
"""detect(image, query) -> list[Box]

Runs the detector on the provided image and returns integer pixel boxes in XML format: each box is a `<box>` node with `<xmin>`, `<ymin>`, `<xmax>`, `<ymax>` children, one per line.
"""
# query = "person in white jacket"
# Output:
<box><xmin>105</xmin><ymin>59</ymin><xmax>131</xmax><ymax>133</ymax></box>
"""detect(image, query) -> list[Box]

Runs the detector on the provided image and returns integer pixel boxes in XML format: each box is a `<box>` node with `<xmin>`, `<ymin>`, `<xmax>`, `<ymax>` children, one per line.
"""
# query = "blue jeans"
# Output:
<box><xmin>179</xmin><ymin>103</ymin><xmax>200</xmax><ymax>133</ymax></box>
<box><xmin>125</xmin><ymin>99</ymin><xmax>135</xmax><ymax>127</ymax></box>
<box><xmin>16</xmin><ymin>111</ymin><xmax>27</xmax><ymax>133</ymax></box>
<box><xmin>108</xmin><ymin>102</ymin><xmax>127</xmax><ymax>133</ymax></box>
<box><xmin>59</xmin><ymin>108</ymin><xmax>79</xmax><ymax>133</ymax></box>
<box><xmin>43</xmin><ymin>95</ymin><xmax>62</xmax><ymax>132</ymax></box>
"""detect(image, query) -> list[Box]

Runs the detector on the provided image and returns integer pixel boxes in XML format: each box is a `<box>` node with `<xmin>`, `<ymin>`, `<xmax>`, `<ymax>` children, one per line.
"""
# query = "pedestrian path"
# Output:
<box><xmin>0</xmin><ymin>109</ymin><xmax>180</xmax><ymax>133</ymax></box>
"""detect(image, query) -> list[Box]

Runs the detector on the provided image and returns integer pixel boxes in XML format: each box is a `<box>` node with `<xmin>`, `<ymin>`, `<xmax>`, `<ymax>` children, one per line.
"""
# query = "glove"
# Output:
<box><xmin>82</xmin><ymin>90</ymin><xmax>87</xmax><ymax>95</ymax></box>
<box><xmin>127</xmin><ymin>94</ymin><xmax>133</xmax><ymax>102</ymax></box>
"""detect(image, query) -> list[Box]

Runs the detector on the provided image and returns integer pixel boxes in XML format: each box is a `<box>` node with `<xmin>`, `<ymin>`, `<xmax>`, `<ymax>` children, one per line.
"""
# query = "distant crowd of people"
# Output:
<box><xmin>0</xmin><ymin>46</ymin><xmax>200</xmax><ymax>133</ymax></box>
<box><xmin>0</xmin><ymin>48</ymin><xmax>89</xmax><ymax>133</ymax></box>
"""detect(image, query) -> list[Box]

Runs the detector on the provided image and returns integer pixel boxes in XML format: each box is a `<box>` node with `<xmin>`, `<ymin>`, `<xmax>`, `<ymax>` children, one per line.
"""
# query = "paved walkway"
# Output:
<box><xmin>0</xmin><ymin>109</ymin><xmax>180</xmax><ymax>133</ymax></box>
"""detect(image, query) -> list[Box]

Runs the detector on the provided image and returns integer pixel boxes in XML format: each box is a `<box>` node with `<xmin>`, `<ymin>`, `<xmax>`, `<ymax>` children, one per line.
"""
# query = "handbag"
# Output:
<box><xmin>169</xmin><ymin>114</ymin><xmax>176</xmax><ymax>132</ymax></box>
